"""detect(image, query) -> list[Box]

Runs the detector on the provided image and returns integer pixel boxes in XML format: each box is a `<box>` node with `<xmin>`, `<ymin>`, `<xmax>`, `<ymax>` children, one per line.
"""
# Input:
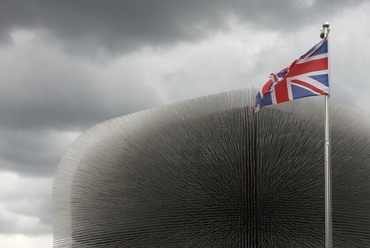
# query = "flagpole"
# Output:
<box><xmin>321</xmin><ymin>21</ymin><xmax>332</xmax><ymax>248</ymax></box>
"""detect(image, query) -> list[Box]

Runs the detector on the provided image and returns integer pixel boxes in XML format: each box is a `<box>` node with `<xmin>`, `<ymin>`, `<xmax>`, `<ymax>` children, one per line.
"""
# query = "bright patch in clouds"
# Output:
<box><xmin>0</xmin><ymin>234</ymin><xmax>51</xmax><ymax>248</ymax></box>
<box><xmin>0</xmin><ymin>173</ymin><xmax>52</xmax><ymax>235</ymax></box>
<box><xmin>131</xmin><ymin>22</ymin><xmax>280</xmax><ymax>104</ymax></box>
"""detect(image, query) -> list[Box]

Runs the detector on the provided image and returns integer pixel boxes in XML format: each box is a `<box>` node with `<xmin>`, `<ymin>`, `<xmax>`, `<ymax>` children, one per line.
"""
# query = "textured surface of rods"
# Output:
<box><xmin>53</xmin><ymin>89</ymin><xmax>370</xmax><ymax>247</ymax></box>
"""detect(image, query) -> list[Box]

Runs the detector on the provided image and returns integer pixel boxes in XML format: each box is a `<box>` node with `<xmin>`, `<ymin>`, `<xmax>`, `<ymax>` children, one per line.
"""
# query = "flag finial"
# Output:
<box><xmin>323</xmin><ymin>21</ymin><xmax>330</xmax><ymax>28</ymax></box>
<box><xmin>320</xmin><ymin>21</ymin><xmax>330</xmax><ymax>39</ymax></box>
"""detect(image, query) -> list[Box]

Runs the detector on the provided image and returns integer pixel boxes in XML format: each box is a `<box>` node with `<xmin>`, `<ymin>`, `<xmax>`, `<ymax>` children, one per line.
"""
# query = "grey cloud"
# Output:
<box><xmin>0</xmin><ymin>0</ymin><xmax>365</xmax><ymax>56</ymax></box>
<box><xmin>0</xmin><ymin>40</ymin><xmax>162</xmax><ymax>131</ymax></box>
<box><xmin>0</xmin><ymin>129</ymin><xmax>78</xmax><ymax>176</ymax></box>
<box><xmin>0</xmin><ymin>175</ymin><xmax>52</xmax><ymax>235</ymax></box>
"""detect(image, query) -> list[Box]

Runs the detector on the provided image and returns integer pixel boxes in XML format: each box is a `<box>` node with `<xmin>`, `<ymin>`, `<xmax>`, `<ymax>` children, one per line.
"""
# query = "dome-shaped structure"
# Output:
<box><xmin>53</xmin><ymin>89</ymin><xmax>370</xmax><ymax>247</ymax></box>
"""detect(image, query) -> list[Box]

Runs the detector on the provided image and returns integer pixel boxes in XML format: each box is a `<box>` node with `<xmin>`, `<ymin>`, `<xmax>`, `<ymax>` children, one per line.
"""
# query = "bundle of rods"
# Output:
<box><xmin>53</xmin><ymin>89</ymin><xmax>370</xmax><ymax>247</ymax></box>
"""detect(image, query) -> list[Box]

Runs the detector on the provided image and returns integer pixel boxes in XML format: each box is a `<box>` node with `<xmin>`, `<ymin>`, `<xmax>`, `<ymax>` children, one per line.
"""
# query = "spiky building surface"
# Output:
<box><xmin>53</xmin><ymin>89</ymin><xmax>370</xmax><ymax>247</ymax></box>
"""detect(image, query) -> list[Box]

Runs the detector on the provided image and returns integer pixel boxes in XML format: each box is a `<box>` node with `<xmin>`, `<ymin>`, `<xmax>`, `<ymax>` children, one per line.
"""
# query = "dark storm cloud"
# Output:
<box><xmin>0</xmin><ymin>0</ymin><xmax>365</xmax><ymax>56</ymax></box>
<box><xmin>0</xmin><ymin>128</ymin><xmax>77</xmax><ymax>176</ymax></box>
<box><xmin>0</xmin><ymin>73</ymin><xmax>160</xmax><ymax>131</ymax></box>
<box><xmin>0</xmin><ymin>41</ymin><xmax>161</xmax><ymax>131</ymax></box>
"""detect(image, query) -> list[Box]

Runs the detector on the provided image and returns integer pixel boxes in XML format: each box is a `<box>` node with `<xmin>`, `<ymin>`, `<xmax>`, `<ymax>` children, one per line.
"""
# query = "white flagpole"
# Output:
<box><xmin>320</xmin><ymin>21</ymin><xmax>332</xmax><ymax>248</ymax></box>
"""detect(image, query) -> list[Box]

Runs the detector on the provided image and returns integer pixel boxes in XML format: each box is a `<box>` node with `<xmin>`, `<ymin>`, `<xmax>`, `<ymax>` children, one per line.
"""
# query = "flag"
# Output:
<box><xmin>254</xmin><ymin>37</ymin><xmax>329</xmax><ymax>113</ymax></box>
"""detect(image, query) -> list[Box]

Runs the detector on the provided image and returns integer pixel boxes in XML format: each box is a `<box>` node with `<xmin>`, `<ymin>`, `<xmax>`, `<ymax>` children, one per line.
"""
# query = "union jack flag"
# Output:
<box><xmin>254</xmin><ymin>37</ymin><xmax>329</xmax><ymax>113</ymax></box>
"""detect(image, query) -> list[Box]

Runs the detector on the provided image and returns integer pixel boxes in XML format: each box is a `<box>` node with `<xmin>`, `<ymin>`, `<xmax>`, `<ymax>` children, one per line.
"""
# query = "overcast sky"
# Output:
<box><xmin>1</xmin><ymin>1</ymin><xmax>370</xmax><ymax>247</ymax></box>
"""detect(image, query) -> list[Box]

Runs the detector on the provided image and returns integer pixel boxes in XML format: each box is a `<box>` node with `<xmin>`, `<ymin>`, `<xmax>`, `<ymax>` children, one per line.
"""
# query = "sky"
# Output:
<box><xmin>1</xmin><ymin>1</ymin><xmax>370</xmax><ymax>247</ymax></box>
